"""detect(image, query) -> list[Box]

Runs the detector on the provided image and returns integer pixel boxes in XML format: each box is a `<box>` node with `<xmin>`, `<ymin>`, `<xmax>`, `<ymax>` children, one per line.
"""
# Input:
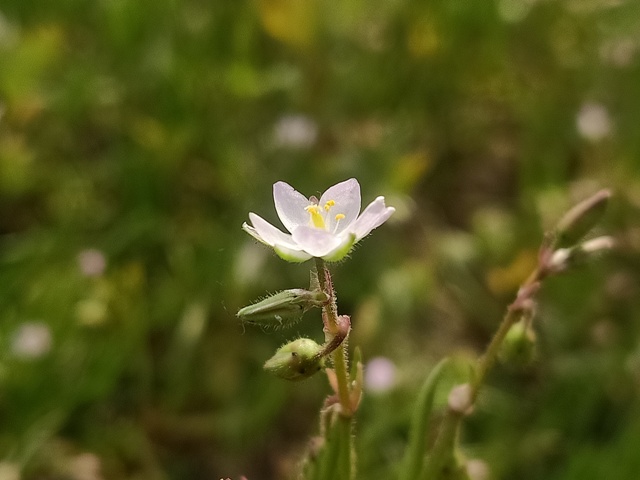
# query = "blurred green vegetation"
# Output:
<box><xmin>0</xmin><ymin>0</ymin><xmax>639</xmax><ymax>479</ymax></box>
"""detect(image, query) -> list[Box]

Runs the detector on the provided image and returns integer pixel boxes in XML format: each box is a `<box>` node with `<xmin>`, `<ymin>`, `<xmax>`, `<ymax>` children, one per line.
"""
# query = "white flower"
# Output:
<box><xmin>242</xmin><ymin>178</ymin><xmax>395</xmax><ymax>262</ymax></box>
<box><xmin>273</xmin><ymin>114</ymin><xmax>318</xmax><ymax>149</ymax></box>
<box><xmin>576</xmin><ymin>102</ymin><xmax>612</xmax><ymax>142</ymax></box>
<box><xmin>11</xmin><ymin>322</ymin><xmax>52</xmax><ymax>359</ymax></box>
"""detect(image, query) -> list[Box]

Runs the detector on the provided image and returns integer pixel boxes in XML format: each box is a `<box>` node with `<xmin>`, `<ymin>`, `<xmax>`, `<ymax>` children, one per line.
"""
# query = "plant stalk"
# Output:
<box><xmin>315</xmin><ymin>258</ymin><xmax>353</xmax><ymax>416</ymax></box>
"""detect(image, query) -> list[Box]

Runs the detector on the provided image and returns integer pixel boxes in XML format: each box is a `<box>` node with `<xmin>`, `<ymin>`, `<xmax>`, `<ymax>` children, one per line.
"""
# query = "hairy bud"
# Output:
<box><xmin>237</xmin><ymin>289</ymin><xmax>328</xmax><ymax>329</ymax></box>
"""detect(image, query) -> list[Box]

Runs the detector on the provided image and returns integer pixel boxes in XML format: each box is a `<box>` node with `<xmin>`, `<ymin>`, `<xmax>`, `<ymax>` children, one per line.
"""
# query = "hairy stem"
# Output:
<box><xmin>315</xmin><ymin>258</ymin><xmax>353</xmax><ymax>416</ymax></box>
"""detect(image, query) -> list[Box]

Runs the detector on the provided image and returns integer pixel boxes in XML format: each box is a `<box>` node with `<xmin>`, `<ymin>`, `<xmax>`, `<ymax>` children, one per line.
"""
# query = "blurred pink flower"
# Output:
<box><xmin>77</xmin><ymin>249</ymin><xmax>107</xmax><ymax>277</ymax></box>
<box><xmin>364</xmin><ymin>356</ymin><xmax>397</xmax><ymax>393</ymax></box>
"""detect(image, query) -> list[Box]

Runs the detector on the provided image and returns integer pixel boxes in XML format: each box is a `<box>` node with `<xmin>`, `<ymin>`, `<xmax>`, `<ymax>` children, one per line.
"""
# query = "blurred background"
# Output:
<box><xmin>1</xmin><ymin>0</ymin><xmax>639</xmax><ymax>479</ymax></box>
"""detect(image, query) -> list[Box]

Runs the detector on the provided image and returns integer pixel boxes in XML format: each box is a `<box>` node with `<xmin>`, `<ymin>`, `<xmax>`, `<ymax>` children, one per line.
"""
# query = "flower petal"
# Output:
<box><xmin>350</xmin><ymin>196</ymin><xmax>395</xmax><ymax>241</ymax></box>
<box><xmin>291</xmin><ymin>226</ymin><xmax>343</xmax><ymax>258</ymax></box>
<box><xmin>319</xmin><ymin>178</ymin><xmax>361</xmax><ymax>234</ymax></box>
<box><xmin>274</xmin><ymin>181</ymin><xmax>311</xmax><ymax>233</ymax></box>
<box><xmin>242</xmin><ymin>222</ymin><xmax>268</xmax><ymax>245</ymax></box>
<box><xmin>248</xmin><ymin>213</ymin><xmax>301</xmax><ymax>250</ymax></box>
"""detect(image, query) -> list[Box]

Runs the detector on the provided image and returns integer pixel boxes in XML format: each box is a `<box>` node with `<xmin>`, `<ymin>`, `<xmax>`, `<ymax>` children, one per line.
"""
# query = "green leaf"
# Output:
<box><xmin>399</xmin><ymin>358</ymin><xmax>452</xmax><ymax>480</ymax></box>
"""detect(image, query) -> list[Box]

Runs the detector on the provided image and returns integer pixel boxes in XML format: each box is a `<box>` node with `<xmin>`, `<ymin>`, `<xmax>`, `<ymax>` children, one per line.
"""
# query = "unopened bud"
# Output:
<box><xmin>237</xmin><ymin>289</ymin><xmax>327</xmax><ymax>329</ymax></box>
<box><xmin>580</xmin><ymin>235</ymin><xmax>616</xmax><ymax>254</ymax></box>
<box><xmin>555</xmin><ymin>189</ymin><xmax>611</xmax><ymax>248</ymax></box>
<box><xmin>264</xmin><ymin>338</ymin><xmax>325</xmax><ymax>381</ymax></box>
<box><xmin>499</xmin><ymin>320</ymin><xmax>537</xmax><ymax>368</ymax></box>
<box><xmin>548</xmin><ymin>235</ymin><xmax>615</xmax><ymax>273</ymax></box>
<box><xmin>448</xmin><ymin>383</ymin><xmax>474</xmax><ymax>415</ymax></box>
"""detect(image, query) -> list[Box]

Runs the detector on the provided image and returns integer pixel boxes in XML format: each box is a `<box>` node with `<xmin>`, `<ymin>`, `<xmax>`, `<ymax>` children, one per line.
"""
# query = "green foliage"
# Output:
<box><xmin>399</xmin><ymin>358</ymin><xmax>452</xmax><ymax>480</ymax></box>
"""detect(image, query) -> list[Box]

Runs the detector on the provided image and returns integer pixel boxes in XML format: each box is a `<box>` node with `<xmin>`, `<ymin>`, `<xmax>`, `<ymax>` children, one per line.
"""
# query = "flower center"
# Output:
<box><xmin>305</xmin><ymin>199</ymin><xmax>344</xmax><ymax>231</ymax></box>
<box><xmin>305</xmin><ymin>204</ymin><xmax>326</xmax><ymax>229</ymax></box>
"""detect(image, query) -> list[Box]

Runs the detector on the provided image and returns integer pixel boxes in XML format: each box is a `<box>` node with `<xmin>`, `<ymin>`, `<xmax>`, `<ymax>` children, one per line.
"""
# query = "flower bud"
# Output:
<box><xmin>448</xmin><ymin>383</ymin><xmax>474</xmax><ymax>415</ymax></box>
<box><xmin>264</xmin><ymin>338</ymin><xmax>325</xmax><ymax>381</ymax></box>
<box><xmin>555</xmin><ymin>189</ymin><xmax>611</xmax><ymax>248</ymax></box>
<box><xmin>498</xmin><ymin>320</ymin><xmax>537</xmax><ymax>368</ymax></box>
<box><xmin>548</xmin><ymin>236</ymin><xmax>615</xmax><ymax>273</ymax></box>
<box><xmin>237</xmin><ymin>289</ymin><xmax>327</xmax><ymax>329</ymax></box>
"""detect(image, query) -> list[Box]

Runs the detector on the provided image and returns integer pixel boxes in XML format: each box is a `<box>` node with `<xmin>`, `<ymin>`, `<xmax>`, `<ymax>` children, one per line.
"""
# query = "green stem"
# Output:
<box><xmin>315</xmin><ymin>258</ymin><xmax>352</xmax><ymax>416</ymax></box>
<box><xmin>471</xmin><ymin>266</ymin><xmax>542</xmax><ymax>402</ymax></box>
<box><xmin>423</xmin><ymin>266</ymin><xmax>544</xmax><ymax>479</ymax></box>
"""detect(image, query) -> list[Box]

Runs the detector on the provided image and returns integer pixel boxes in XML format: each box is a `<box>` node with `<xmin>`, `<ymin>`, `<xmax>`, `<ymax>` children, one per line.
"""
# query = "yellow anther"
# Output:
<box><xmin>305</xmin><ymin>204</ymin><xmax>326</xmax><ymax>229</ymax></box>
<box><xmin>332</xmin><ymin>213</ymin><xmax>346</xmax><ymax>233</ymax></box>
<box><xmin>324</xmin><ymin>200</ymin><xmax>336</xmax><ymax>211</ymax></box>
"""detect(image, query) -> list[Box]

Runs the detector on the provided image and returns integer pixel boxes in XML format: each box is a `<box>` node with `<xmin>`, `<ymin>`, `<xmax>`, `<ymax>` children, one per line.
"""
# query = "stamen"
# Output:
<box><xmin>324</xmin><ymin>200</ymin><xmax>336</xmax><ymax>211</ymax></box>
<box><xmin>333</xmin><ymin>213</ymin><xmax>345</xmax><ymax>233</ymax></box>
<box><xmin>305</xmin><ymin>204</ymin><xmax>326</xmax><ymax>229</ymax></box>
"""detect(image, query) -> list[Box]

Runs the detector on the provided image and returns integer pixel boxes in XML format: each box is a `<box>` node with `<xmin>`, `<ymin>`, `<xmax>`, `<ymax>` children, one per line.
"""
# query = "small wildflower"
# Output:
<box><xmin>243</xmin><ymin>179</ymin><xmax>395</xmax><ymax>262</ymax></box>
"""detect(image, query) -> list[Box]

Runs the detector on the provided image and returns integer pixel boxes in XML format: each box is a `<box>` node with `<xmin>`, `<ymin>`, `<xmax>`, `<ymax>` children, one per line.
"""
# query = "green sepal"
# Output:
<box><xmin>273</xmin><ymin>244</ymin><xmax>313</xmax><ymax>262</ymax></box>
<box><xmin>322</xmin><ymin>233</ymin><xmax>357</xmax><ymax>262</ymax></box>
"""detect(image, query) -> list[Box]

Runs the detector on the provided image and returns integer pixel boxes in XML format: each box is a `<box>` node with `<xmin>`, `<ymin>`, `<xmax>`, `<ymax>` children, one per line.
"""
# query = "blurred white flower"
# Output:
<box><xmin>576</xmin><ymin>102</ymin><xmax>612</xmax><ymax>142</ymax></box>
<box><xmin>243</xmin><ymin>179</ymin><xmax>395</xmax><ymax>262</ymax></box>
<box><xmin>11</xmin><ymin>322</ymin><xmax>52</xmax><ymax>359</ymax></box>
<box><xmin>77</xmin><ymin>249</ymin><xmax>107</xmax><ymax>277</ymax></box>
<box><xmin>273</xmin><ymin>115</ymin><xmax>318</xmax><ymax>149</ymax></box>
<box><xmin>364</xmin><ymin>356</ymin><xmax>397</xmax><ymax>393</ymax></box>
